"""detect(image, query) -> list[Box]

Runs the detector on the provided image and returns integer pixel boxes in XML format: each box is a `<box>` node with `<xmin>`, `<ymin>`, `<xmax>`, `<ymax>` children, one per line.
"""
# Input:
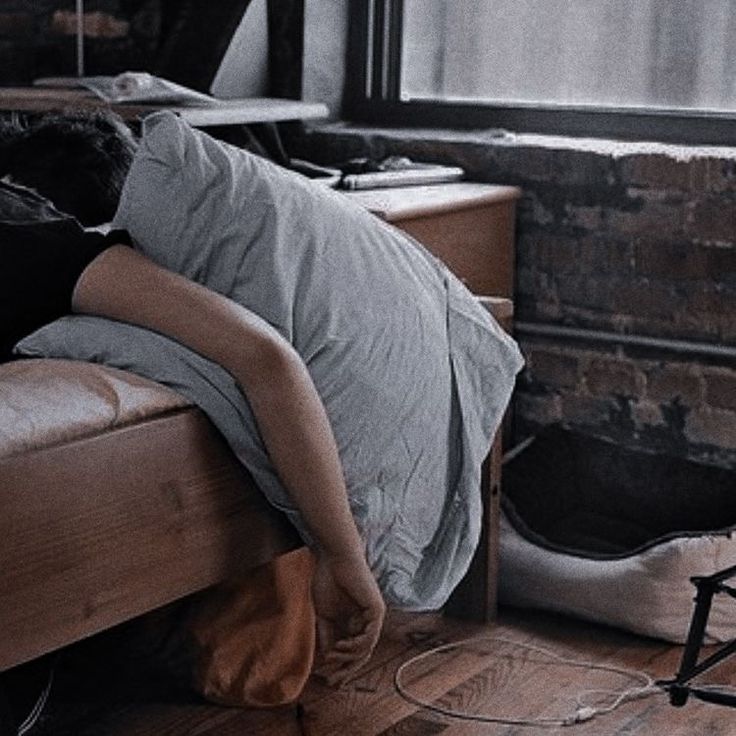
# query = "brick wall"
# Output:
<box><xmin>295</xmin><ymin>128</ymin><xmax>736</xmax><ymax>468</ymax></box>
<box><xmin>0</xmin><ymin>2</ymin><xmax>298</xmax><ymax>96</ymax></box>
<box><xmin>0</xmin><ymin>1</ymin><xmax>158</xmax><ymax>84</ymax></box>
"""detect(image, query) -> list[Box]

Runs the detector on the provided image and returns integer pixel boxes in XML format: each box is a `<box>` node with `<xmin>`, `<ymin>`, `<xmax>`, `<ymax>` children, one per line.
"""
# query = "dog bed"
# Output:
<box><xmin>498</xmin><ymin>427</ymin><xmax>736</xmax><ymax>643</ymax></box>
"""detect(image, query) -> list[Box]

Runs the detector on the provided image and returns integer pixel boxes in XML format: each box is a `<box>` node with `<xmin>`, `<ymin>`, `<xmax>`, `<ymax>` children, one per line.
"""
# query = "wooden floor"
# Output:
<box><xmin>21</xmin><ymin>605</ymin><xmax>736</xmax><ymax>735</ymax></box>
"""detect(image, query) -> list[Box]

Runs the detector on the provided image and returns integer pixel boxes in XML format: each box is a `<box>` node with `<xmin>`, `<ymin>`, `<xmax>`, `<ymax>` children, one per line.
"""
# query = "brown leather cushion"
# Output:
<box><xmin>0</xmin><ymin>358</ymin><xmax>191</xmax><ymax>458</ymax></box>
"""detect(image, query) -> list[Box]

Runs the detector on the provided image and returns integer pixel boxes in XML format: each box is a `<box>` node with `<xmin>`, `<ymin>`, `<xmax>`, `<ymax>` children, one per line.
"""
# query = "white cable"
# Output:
<box><xmin>17</xmin><ymin>664</ymin><xmax>55</xmax><ymax>736</ymax></box>
<box><xmin>393</xmin><ymin>634</ymin><xmax>662</xmax><ymax>728</ymax></box>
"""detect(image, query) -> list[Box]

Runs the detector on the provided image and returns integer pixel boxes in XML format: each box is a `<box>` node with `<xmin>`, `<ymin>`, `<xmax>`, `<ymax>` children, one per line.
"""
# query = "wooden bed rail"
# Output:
<box><xmin>445</xmin><ymin>295</ymin><xmax>514</xmax><ymax>622</ymax></box>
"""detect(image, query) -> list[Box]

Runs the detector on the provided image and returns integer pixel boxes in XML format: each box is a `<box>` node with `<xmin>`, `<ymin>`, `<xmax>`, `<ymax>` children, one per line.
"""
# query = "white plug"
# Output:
<box><xmin>564</xmin><ymin>706</ymin><xmax>597</xmax><ymax>725</ymax></box>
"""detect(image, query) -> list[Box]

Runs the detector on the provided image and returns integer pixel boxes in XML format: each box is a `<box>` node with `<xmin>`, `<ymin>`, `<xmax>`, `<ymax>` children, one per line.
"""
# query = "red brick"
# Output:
<box><xmin>529</xmin><ymin>349</ymin><xmax>580</xmax><ymax>390</ymax></box>
<box><xmin>0</xmin><ymin>12</ymin><xmax>32</xmax><ymax>36</ymax></box>
<box><xmin>618</xmin><ymin>154</ymin><xmax>695</xmax><ymax>191</ymax></box>
<box><xmin>682</xmin><ymin>287</ymin><xmax>736</xmax><ymax>342</ymax></box>
<box><xmin>565</xmin><ymin>204</ymin><xmax>604</xmax><ymax>231</ymax></box>
<box><xmin>548</xmin><ymin>148</ymin><xmax>614</xmax><ymax>187</ymax></box>
<box><xmin>631</xmin><ymin>400</ymin><xmax>666</xmax><ymax>429</ymax></box>
<box><xmin>686</xmin><ymin>283</ymin><xmax>733</xmax><ymax>313</ymax></box>
<box><xmin>523</xmin><ymin>193</ymin><xmax>555</xmax><ymax>227</ymax></box>
<box><xmin>556</xmin><ymin>274</ymin><xmax>624</xmax><ymax>314</ymax></box>
<box><xmin>685</xmin><ymin>198</ymin><xmax>736</xmax><ymax>246</ymax></box>
<box><xmin>493</xmin><ymin>146</ymin><xmax>558</xmax><ymax>183</ymax></box>
<box><xmin>635</xmin><ymin>240</ymin><xmax>708</xmax><ymax>280</ymax></box>
<box><xmin>51</xmin><ymin>10</ymin><xmax>129</xmax><ymax>38</ymax></box>
<box><xmin>719</xmin><ymin>310</ymin><xmax>736</xmax><ymax>343</ymax></box>
<box><xmin>534</xmin><ymin>233</ymin><xmax>578</xmax><ymax>273</ymax></box>
<box><xmin>574</xmin><ymin>235</ymin><xmax>634</xmax><ymax>279</ymax></box>
<box><xmin>705</xmin><ymin>369</ymin><xmax>736</xmax><ymax>412</ymax></box>
<box><xmin>608</xmin><ymin>197</ymin><xmax>685</xmax><ymax>239</ymax></box>
<box><xmin>674</xmin><ymin>310</ymin><xmax>724</xmax><ymax>344</ymax></box>
<box><xmin>685</xmin><ymin>408</ymin><xmax>736</xmax><ymax>450</ymax></box>
<box><xmin>646</xmin><ymin>365</ymin><xmax>702</xmax><ymax>405</ymax></box>
<box><xmin>705</xmin><ymin>245</ymin><xmax>736</xmax><ymax>282</ymax></box>
<box><xmin>560</xmin><ymin>393</ymin><xmax>613</xmax><ymax>425</ymax></box>
<box><xmin>703</xmin><ymin>159</ymin><xmax>736</xmax><ymax>194</ymax></box>
<box><xmin>515</xmin><ymin>392</ymin><xmax>563</xmax><ymax>426</ymax></box>
<box><xmin>611</xmin><ymin>279</ymin><xmax>682</xmax><ymax>319</ymax></box>
<box><xmin>585</xmin><ymin>357</ymin><xmax>642</xmax><ymax>397</ymax></box>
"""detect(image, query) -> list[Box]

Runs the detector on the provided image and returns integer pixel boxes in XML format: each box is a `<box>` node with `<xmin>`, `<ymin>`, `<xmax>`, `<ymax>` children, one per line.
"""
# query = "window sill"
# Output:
<box><xmin>304</xmin><ymin>120</ymin><xmax>736</xmax><ymax>162</ymax></box>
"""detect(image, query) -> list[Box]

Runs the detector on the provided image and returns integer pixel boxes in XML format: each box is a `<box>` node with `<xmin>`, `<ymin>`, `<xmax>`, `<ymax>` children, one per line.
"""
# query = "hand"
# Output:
<box><xmin>311</xmin><ymin>550</ymin><xmax>386</xmax><ymax>687</ymax></box>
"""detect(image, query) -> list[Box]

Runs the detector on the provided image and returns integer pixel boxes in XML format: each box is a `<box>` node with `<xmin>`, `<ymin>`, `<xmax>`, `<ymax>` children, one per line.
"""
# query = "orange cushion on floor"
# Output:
<box><xmin>187</xmin><ymin>547</ymin><xmax>316</xmax><ymax>707</ymax></box>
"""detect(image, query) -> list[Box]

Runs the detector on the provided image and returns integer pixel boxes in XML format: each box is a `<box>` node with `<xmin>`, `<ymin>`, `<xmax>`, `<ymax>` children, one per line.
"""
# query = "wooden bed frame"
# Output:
<box><xmin>1</xmin><ymin>297</ymin><xmax>511</xmax><ymax>674</ymax></box>
<box><xmin>1</xmin><ymin>299</ymin><xmax>511</xmax><ymax>674</ymax></box>
<box><xmin>0</xmin><ymin>406</ymin><xmax>299</xmax><ymax>672</ymax></box>
<box><xmin>0</xmin><ymin>401</ymin><xmax>501</xmax><ymax>673</ymax></box>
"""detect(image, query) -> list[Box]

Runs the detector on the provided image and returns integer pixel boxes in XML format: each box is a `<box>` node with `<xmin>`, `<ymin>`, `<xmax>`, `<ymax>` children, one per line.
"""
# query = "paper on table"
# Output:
<box><xmin>35</xmin><ymin>72</ymin><xmax>218</xmax><ymax>106</ymax></box>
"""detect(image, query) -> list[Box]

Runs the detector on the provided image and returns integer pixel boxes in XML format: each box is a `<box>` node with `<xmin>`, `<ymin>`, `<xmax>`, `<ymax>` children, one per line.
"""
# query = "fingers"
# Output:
<box><xmin>315</xmin><ymin>615</ymin><xmax>384</xmax><ymax>688</ymax></box>
<box><xmin>322</xmin><ymin>653</ymin><xmax>373</xmax><ymax>688</ymax></box>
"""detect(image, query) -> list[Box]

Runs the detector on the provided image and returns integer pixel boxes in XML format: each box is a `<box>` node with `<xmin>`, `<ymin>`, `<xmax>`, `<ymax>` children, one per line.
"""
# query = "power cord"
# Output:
<box><xmin>393</xmin><ymin>635</ymin><xmax>662</xmax><ymax>728</ymax></box>
<box><xmin>15</xmin><ymin>659</ymin><xmax>56</xmax><ymax>736</ymax></box>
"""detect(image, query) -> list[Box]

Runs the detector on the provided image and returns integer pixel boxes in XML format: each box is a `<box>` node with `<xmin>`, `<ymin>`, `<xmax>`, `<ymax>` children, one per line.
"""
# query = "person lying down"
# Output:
<box><xmin>0</xmin><ymin>110</ymin><xmax>524</xmax><ymax>685</ymax></box>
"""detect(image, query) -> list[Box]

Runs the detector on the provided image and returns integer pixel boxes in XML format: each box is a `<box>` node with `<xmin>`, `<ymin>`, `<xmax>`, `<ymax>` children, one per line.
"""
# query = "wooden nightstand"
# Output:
<box><xmin>344</xmin><ymin>182</ymin><xmax>521</xmax><ymax>299</ymax></box>
<box><xmin>348</xmin><ymin>182</ymin><xmax>521</xmax><ymax>622</ymax></box>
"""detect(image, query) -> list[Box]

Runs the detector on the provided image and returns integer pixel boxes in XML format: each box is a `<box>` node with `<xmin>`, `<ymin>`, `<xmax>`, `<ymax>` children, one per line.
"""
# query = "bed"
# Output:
<box><xmin>1</xmin><ymin>111</ymin><xmax>522</xmax><ymax>677</ymax></box>
<box><xmin>0</xmin><ymin>356</ymin><xmax>504</xmax><ymax>673</ymax></box>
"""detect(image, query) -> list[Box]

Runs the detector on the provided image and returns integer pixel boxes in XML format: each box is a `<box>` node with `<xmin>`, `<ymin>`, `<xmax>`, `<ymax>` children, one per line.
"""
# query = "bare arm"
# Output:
<box><xmin>73</xmin><ymin>245</ymin><xmax>385</xmax><ymax>683</ymax></box>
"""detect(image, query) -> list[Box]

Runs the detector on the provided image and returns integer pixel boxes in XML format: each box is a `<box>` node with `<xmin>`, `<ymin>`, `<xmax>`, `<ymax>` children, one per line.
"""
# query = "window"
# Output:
<box><xmin>347</xmin><ymin>0</ymin><xmax>736</xmax><ymax>145</ymax></box>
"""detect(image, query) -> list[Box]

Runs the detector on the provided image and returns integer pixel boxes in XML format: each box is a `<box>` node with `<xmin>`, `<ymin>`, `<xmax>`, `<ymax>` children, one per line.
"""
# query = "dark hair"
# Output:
<box><xmin>0</xmin><ymin>109</ymin><xmax>137</xmax><ymax>226</ymax></box>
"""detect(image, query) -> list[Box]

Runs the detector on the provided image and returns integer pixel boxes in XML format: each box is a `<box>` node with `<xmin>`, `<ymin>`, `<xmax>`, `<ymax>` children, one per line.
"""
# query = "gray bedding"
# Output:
<box><xmin>16</xmin><ymin>112</ymin><xmax>523</xmax><ymax>609</ymax></box>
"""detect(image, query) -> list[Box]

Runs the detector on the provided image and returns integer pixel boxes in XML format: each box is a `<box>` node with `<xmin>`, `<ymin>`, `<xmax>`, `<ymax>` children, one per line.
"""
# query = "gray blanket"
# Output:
<box><xmin>17</xmin><ymin>112</ymin><xmax>523</xmax><ymax>609</ymax></box>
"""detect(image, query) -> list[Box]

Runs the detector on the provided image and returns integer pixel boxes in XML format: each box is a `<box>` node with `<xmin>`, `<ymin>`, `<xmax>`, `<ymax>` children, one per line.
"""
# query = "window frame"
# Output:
<box><xmin>345</xmin><ymin>0</ymin><xmax>736</xmax><ymax>146</ymax></box>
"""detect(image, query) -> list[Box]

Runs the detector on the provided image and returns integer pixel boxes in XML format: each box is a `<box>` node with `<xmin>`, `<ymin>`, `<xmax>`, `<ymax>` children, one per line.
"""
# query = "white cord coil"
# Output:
<box><xmin>393</xmin><ymin>635</ymin><xmax>661</xmax><ymax>728</ymax></box>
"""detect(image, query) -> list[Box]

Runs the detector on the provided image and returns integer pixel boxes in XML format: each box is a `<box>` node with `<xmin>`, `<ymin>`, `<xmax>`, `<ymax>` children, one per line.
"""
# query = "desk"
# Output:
<box><xmin>0</xmin><ymin>87</ymin><xmax>329</xmax><ymax>127</ymax></box>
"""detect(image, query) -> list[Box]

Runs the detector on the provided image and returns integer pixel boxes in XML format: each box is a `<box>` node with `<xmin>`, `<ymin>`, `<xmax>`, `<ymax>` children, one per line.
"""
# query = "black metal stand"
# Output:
<box><xmin>659</xmin><ymin>564</ymin><xmax>736</xmax><ymax>708</ymax></box>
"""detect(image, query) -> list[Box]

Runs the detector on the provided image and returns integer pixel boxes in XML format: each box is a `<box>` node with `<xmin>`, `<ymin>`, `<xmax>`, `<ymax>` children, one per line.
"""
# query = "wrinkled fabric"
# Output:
<box><xmin>18</xmin><ymin>111</ymin><xmax>523</xmax><ymax>609</ymax></box>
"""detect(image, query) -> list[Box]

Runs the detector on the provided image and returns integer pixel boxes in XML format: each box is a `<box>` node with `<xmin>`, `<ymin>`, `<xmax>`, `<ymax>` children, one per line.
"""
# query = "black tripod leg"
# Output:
<box><xmin>669</xmin><ymin>581</ymin><xmax>715</xmax><ymax>706</ymax></box>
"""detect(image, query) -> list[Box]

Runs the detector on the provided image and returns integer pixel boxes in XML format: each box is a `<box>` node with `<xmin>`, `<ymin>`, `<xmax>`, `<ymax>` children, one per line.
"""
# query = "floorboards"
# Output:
<box><xmin>13</xmin><ymin>605</ymin><xmax>736</xmax><ymax>735</ymax></box>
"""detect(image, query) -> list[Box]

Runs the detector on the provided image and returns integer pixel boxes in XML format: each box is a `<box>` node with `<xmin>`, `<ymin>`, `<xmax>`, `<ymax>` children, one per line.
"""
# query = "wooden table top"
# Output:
<box><xmin>0</xmin><ymin>86</ymin><xmax>329</xmax><ymax>127</ymax></box>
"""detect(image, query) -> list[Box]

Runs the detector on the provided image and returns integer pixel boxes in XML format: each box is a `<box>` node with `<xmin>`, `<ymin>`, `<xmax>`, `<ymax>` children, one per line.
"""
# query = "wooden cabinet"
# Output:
<box><xmin>348</xmin><ymin>182</ymin><xmax>520</xmax><ymax>622</ymax></box>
